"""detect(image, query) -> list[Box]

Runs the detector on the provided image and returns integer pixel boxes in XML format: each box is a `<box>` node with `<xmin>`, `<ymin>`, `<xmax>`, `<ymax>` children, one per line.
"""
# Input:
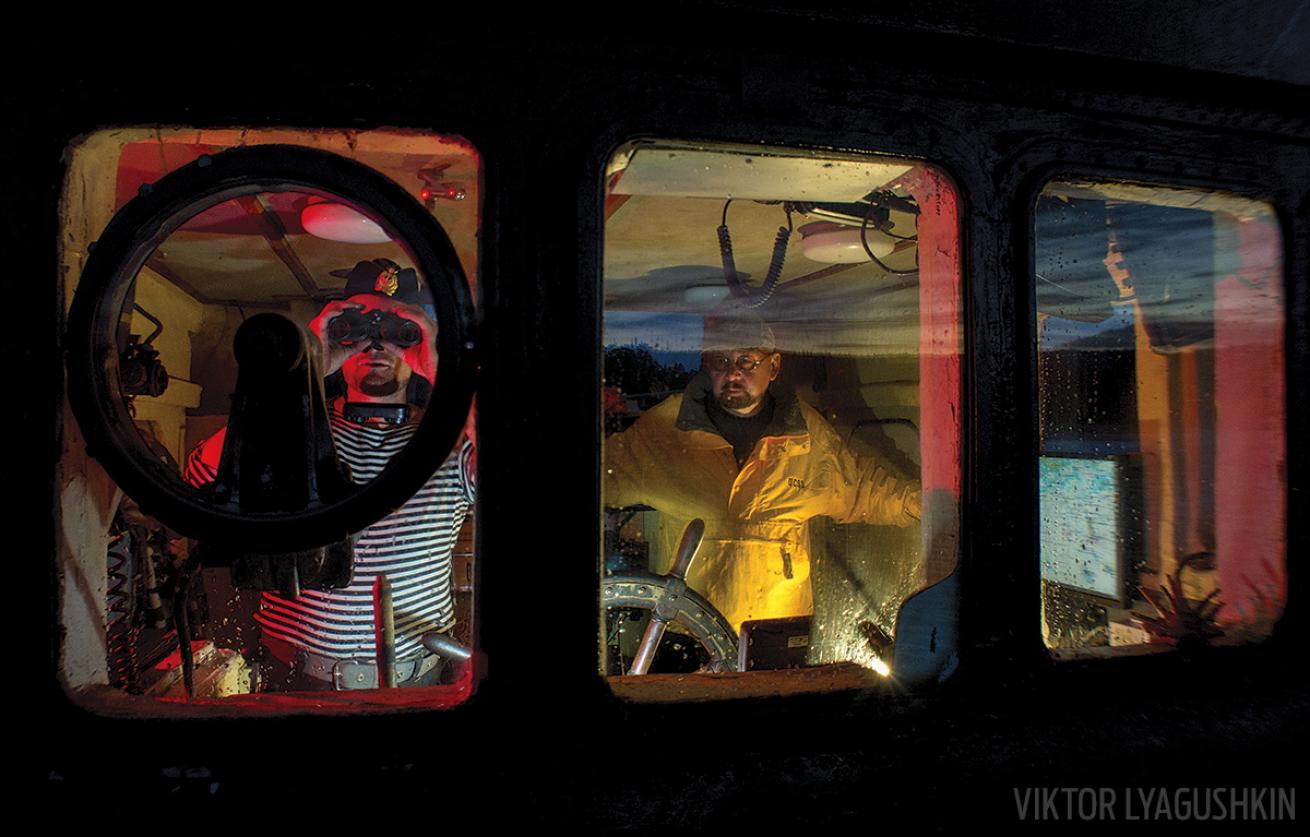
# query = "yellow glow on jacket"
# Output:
<box><xmin>604</xmin><ymin>383</ymin><xmax>920</xmax><ymax>633</ymax></box>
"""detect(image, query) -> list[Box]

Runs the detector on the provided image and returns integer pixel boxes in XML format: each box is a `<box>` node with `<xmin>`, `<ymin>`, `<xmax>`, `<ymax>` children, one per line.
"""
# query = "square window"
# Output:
<box><xmin>1034</xmin><ymin>181</ymin><xmax>1286</xmax><ymax>655</ymax></box>
<box><xmin>601</xmin><ymin>141</ymin><xmax>962</xmax><ymax>699</ymax></box>
<box><xmin>58</xmin><ymin>128</ymin><xmax>480</xmax><ymax>712</ymax></box>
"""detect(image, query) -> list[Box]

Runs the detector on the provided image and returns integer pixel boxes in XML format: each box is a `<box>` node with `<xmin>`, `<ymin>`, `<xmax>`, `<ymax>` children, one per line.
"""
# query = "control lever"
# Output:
<box><xmin>374</xmin><ymin>575</ymin><xmax>395</xmax><ymax>688</ymax></box>
<box><xmin>421</xmin><ymin>631</ymin><xmax>473</xmax><ymax>684</ymax></box>
<box><xmin>421</xmin><ymin>632</ymin><xmax>473</xmax><ymax>662</ymax></box>
<box><xmin>375</xmin><ymin>576</ymin><xmax>474</xmax><ymax>688</ymax></box>
<box><xmin>627</xmin><ymin>518</ymin><xmax>706</xmax><ymax>675</ymax></box>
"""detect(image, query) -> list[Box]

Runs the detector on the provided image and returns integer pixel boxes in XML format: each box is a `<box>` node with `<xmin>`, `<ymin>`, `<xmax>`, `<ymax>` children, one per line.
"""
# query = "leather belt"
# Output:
<box><xmin>308</xmin><ymin>648</ymin><xmax>440</xmax><ymax>690</ymax></box>
<box><xmin>266</xmin><ymin>637</ymin><xmax>442</xmax><ymax>690</ymax></box>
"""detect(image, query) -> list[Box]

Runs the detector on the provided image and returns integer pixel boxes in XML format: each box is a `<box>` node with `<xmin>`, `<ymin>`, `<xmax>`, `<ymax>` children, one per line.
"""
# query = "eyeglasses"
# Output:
<box><xmin>704</xmin><ymin>352</ymin><xmax>769</xmax><ymax>373</ymax></box>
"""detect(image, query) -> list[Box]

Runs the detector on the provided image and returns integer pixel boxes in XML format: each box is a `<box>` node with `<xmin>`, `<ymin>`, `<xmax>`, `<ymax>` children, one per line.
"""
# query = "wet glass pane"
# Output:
<box><xmin>122</xmin><ymin>189</ymin><xmax>441</xmax><ymax>501</ymax></box>
<box><xmin>601</xmin><ymin>141</ymin><xmax>962</xmax><ymax>695</ymax></box>
<box><xmin>1035</xmin><ymin>181</ymin><xmax>1285</xmax><ymax>655</ymax></box>
<box><xmin>60</xmin><ymin>130</ymin><xmax>479</xmax><ymax>708</ymax></box>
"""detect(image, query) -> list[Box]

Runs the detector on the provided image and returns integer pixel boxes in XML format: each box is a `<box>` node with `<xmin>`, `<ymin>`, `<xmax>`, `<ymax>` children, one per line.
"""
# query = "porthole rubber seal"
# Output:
<box><xmin>66</xmin><ymin>144</ymin><xmax>476</xmax><ymax>553</ymax></box>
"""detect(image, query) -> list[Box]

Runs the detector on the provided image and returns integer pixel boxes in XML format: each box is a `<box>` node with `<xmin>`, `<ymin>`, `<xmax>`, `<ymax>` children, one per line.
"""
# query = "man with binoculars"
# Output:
<box><xmin>185</xmin><ymin>258</ymin><xmax>475</xmax><ymax>691</ymax></box>
<box><xmin>310</xmin><ymin>261</ymin><xmax>437</xmax><ymax>404</ymax></box>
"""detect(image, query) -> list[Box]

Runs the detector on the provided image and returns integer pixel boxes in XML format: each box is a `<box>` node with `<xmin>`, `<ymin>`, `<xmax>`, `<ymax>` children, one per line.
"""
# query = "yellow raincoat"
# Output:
<box><xmin>604</xmin><ymin>379</ymin><xmax>920</xmax><ymax>633</ymax></box>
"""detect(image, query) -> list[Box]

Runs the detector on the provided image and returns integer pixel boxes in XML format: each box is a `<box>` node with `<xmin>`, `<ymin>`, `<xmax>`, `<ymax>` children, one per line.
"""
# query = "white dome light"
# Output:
<box><xmin>798</xmin><ymin>221</ymin><xmax>896</xmax><ymax>264</ymax></box>
<box><xmin>301</xmin><ymin>201</ymin><xmax>392</xmax><ymax>244</ymax></box>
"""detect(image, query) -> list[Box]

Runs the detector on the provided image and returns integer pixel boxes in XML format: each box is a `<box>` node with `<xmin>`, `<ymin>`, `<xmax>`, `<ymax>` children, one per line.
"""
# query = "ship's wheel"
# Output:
<box><xmin>602</xmin><ymin>519</ymin><xmax>739</xmax><ymax>675</ymax></box>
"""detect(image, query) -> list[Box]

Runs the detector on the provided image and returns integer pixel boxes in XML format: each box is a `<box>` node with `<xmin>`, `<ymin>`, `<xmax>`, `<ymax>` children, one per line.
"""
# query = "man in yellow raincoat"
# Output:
<box><xmin>604</xmin><ymin>313</ymin><xmax>921</xmax><ymax>633</ymax></box>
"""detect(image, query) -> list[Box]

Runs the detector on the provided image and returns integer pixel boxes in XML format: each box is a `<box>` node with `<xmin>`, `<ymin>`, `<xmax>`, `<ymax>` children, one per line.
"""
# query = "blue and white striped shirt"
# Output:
<box><xmin>186</xmin><ymin>406</ymin><xmax>475</xmax><ymax>660</ymax></box>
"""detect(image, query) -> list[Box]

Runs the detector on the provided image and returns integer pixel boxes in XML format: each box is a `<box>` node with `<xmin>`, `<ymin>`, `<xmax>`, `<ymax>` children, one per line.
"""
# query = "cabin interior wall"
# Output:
<box><xmin>1135</xmin><ymin>212</ymin><xmax>1285</xmax><ymax>629</ymax></box>
<box><xmin>58</xmin><ymin>133</ymin><xmax>129</xmax><ymax>692</ymax></box>
<box><xmin>1213</xmin><ymin>213</ymin><xmax>1287</xmax><ymax>629</ymax></box>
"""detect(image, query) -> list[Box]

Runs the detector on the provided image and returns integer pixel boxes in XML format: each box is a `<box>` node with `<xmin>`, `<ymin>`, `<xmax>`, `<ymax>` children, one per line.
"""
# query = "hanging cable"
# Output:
<box><xmin>105</xmin><ymin>525</ymin><xmax>141</xmax><ymax>693</ymax></box>
<box><xmin>717</xmin><ymin>199</ymin><xmax>740</xmax><ymax>294</ymax></box>
<box><xmin>173</xmin><ymin>550</ymin><xmax>201</xmax><ymax>700</ymax></box>
<box><xmin>864</xmin><ymin>189</ymin><xmax>919</xmax><ymax>241</ymax></box>
<box><xmin>880</xmin><ymin>226</ymin><xmax>918</xmax><ymax>241</ymax></box>
<box><xmin>718</xmin><ymin>200</ymin><xmax>793</xmax><ymax>308</ymax></box>
<box><xmin>861</xmin><ymin>203</ymin><xmax>918</xmax><ymax>276</ymax></box>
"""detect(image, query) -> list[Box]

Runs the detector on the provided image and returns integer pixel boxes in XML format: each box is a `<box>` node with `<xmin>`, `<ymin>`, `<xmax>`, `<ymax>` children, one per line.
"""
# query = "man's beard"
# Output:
<box><xmin>717</xmin><ymin>389</ymin><xmax>759</xmax><ymax>411</ymax></box>
<box><xmin>358</xmin><ymin>373</ymin><xmax>402</xmax><ymax>397</ymax></box>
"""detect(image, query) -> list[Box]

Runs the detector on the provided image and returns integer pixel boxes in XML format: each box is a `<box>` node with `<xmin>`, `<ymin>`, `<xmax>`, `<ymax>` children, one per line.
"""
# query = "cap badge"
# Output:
<box><xmin>374</xmin><ymin>266</ymin><xmax>400</xmax><ymax>296</ymax></box>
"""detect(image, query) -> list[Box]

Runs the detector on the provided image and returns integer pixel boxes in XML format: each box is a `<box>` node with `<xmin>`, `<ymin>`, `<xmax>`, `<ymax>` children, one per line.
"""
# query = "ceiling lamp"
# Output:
<box><xmin>301</xmin><ymin>197</ymin><xmax>391</xmax><ymax>244</ymax></box>
<box><xmin>798</xmin><ymin>221</ymin><xmax>896</xmax><ymax>264</ymax></box>
<box><xmin>684</xmin><ymin>284</ymin><xmax>731</xmax><ymax>304</ymax></box>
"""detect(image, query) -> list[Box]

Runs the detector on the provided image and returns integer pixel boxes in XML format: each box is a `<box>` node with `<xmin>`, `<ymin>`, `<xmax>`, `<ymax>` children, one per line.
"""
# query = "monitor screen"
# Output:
<box><xmin>1038</xmin><ymin>455</ymin><xmax>1128</xmax><ymax>603</ymax></box>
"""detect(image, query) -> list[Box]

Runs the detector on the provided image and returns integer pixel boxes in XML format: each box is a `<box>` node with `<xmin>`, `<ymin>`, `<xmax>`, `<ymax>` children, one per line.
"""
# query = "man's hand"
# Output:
<box><xmin>307</xmin><ymin>298</ymin><xmax>368</xmax><ymax>376</ymax></box>
<box><xmin>364</xmin><ymin>296</ymin><xmax>439</xmax><ymax>384</ymax></box>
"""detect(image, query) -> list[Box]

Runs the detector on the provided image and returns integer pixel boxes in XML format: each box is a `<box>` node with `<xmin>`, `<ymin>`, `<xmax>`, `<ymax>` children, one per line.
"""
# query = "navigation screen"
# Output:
<box><xmin>1039</xmin><ymin>456</ymin><xmax>1123</xmax><ymax>601</ymax></box>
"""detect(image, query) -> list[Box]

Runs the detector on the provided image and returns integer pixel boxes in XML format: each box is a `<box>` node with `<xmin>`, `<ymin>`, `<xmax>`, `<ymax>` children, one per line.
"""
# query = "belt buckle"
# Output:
<box><xmin>332</xmin><ymin>658</ymin><xmax>377</xmax><ymax>691</ymax></box>
<box><xmin>393</xmin><ymin>655</ymin><xmax>428</xmax><ymax>684</ymax></box>
<box><xmin>329</xmin><ymin>654</ymin><xmax>432</xmax><ymax>689</ymax></box>
<box><xmin>401</xmin><ymin>656</ymin><xmax>426</xmax><ymax>683</ymax></box>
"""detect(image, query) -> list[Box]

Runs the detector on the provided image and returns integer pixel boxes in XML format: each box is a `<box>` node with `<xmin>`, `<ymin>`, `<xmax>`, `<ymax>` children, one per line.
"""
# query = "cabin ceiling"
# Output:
<box><xmin>116</xmin><ymin>136</ymin><xmax>480</xmax><ymax>306</ymax></box>
<box><xmin>604</xmin><ymin>194</ymin><xmax>918</xmax><ymax>311</ymax></box>
<box><xmin>602</xmin><ymin>142</ymin><xmax>924</xmax><ymax>355</ymax></box>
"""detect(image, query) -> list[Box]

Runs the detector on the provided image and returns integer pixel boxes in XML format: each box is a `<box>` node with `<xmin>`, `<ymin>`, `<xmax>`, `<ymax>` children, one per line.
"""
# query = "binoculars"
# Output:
<box><xmin>326</xmin><ymin>308</ymin><xmax>422</xmax><ymax>348</ymax></box>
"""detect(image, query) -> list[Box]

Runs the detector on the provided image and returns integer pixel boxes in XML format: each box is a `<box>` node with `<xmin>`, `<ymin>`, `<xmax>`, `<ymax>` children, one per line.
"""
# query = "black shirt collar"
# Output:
<box><xmin>675</xmin><ymin>370</ymin><xmax>807</xmax><ymax>438</ymax></box>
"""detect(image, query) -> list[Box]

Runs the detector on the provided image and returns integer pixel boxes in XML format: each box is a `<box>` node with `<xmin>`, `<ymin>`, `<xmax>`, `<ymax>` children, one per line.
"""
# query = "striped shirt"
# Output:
<box><xmin>185</xmin><ymin>405</ymin><xmax>475</xmax><ymax>660</ymax></box>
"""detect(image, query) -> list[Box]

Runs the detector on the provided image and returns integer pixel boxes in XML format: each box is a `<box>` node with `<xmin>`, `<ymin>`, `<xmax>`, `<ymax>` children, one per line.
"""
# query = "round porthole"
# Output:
<box><xmin>66</xmin><ymin>145</ymin><xmax>476</xmax><ymax>553</ymax></box>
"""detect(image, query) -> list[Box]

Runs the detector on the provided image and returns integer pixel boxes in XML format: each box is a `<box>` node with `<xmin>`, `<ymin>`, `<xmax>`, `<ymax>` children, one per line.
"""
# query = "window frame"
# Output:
<box><xmin>53</xmin><ymin>128</ymin><xmax>485</xmax><ymax>718</ymax></box>
<box><xmin>593</xmin><ymin>136</ymin><xmax>969</xmax><ymax>700</ymax></box>
<box><xmin>1012</xmin><ymin>153</ymin><xmax>1302</xmax><ymax>672</ymax></box>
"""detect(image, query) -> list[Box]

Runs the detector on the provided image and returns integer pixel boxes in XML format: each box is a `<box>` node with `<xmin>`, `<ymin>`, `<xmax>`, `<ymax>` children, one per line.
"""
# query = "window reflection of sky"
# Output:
<box><xmin>1039</xmin><ymin>302</ymin><xmax>1135</xmax><ymax>350</ymax></box>
<box><xmin>1036</xmin><ymin>197</ymin><xmax>1283</xmax><ymax>339</ymax></box>
<box><xmin>604</xmin><ymin>310</ymin><xmax>706</xmax><ymax>364</ymax></box>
